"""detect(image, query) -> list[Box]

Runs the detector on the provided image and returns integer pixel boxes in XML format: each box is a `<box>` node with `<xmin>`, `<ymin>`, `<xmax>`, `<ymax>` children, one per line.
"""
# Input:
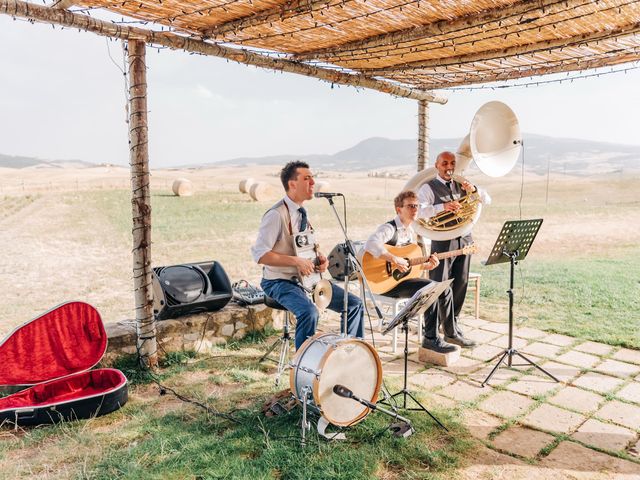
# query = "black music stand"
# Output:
<box><xmin>382</xmin><ymin>280</ymin><xmax>453</xmax><ymax>431</ymax></box>
<box><xmin>481</xmin><ymin>219</ymin><xmax>559</xmax><ymax>387</ymax></box>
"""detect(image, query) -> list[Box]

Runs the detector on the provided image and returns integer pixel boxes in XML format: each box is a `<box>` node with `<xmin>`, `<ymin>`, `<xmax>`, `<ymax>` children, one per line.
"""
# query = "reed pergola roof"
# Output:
<box><xmin>68</xmin><ymin>0</ymin><xmax>640</xmax><ymax>90</ymax></box>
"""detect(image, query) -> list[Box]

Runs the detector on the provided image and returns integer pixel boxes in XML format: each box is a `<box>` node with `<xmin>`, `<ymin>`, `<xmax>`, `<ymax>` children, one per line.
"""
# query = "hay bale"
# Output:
<box><xmin>239</xmin><ymin>178</ymin><xmax>255</xmax><ymax>193</ymax></box>
<box><xmin>249</xmin><ymin>182</ymin><xmax>276</xmax><ymax>202</ymax></box>
<box><xmin>315</xmin><ymin>180</ymin><xmax>331</xmax><ymax>193</ymax></box>
<box><xmin>172</xmin><ymin>178</ymin><xmax>194</xmax><ymax>197</ymax></box>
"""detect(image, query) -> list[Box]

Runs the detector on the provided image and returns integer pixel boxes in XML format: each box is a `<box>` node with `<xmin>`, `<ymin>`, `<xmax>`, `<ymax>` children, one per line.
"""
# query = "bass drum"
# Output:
<box><xmin>289</xmin><ymin>333</ymin><xmax>382</xmax><ymax>427</ymax></box>
<box><xmin>327</xmin><ymin>241</ymin><xmax>365</xmax><ymax>282</ymax></box>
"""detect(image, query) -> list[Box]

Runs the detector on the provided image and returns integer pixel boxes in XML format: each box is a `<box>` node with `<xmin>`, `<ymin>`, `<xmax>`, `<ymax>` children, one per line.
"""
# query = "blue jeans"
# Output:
<box><xmin>261</xmin><ymin>278</ymin><xmax>364</xmax><ymax>349</ymax></box>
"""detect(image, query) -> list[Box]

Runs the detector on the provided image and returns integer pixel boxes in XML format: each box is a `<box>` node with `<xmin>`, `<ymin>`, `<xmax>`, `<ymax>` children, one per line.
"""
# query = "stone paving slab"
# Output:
<box><xmin>548</xmin><ymin>386</ymin><xmax>605</xmax><ymax>414</ymax></box>
<box><xmin>479</xmin><ymin>390</ymin><xmax>535</xmax><ymax>419</ymax></box>
<box><xmin>438</xmin><ymin>380</ymin><xmax>489</xmax><ymax>403</ymax></box>
<box><xmin>538</xmin><ymin>361</ymin><xmax>582</xmax><ymax>383</ymax></box>
<box><xmin>382</xmin><ymin>357</ymin><xmax>423</xmax><ymax>376</ymax></box>
<box><xmin>479</xmin><ymin>322</ymin><xmax>510</xmax><ymax>334</ymax></box>
<box><xmin>596</xmin><ymin>400</ymin><xmax>640</xmax><ymax>430</ymax></box>
<box><xmin>572</xmin><ymin>418</ymin><xmax>637</xmax><ymax>452</ymax></box>
<box><xmin>540</xmin><ymin>441</ymin><xmax>640</xmax><ymax>475</ymax></box>
<box><xmin>439</xmin><ymin>355</ymin><xmax>484</xmax><ymax>375</ymax></box>
<box><xmin>459</xmin><ymin>317</ymin><xmax>491</xmax><ymax>328</ymax></box>
<box><xmin>613</xmin><ymin>348</ymin><xmax>640</xmax><ymax>365</ymax></box>
<box><xmin>459</xmin><ymin>409</ymin><xmax>504</xmax><ymax>440</ymax></box>
<box><xmin>466</xmin><ymin>343</ymin><xmax>506</xmax><ymax>361</ymax></box>
<box><xmin>492</xmin><ymin>426</ymin><xmax>556</xmax><ymax>458</ymax></box>
<box><xmin>556</xmin><ymin>350</ymin><xmax>602</xmax><ymax>369</ymax></box>
<box><xmin>506</xmin><ymin>374</ymin><xmax>560</xmax><ymax>398</ymax></box>
<box><xmin>540</xmin><ymin>333</ymin><xmax>575</xmax><ymax>347</ymax></box>
<box><xmin>595</xmin><ymin>359</ymin><xmax>640</xmax><ymax>378</ymax></box>
<box><xmin>511</xmin><ymin>326</ymin><xmax>548</xmax><ymax>340</ymax></box>
<box><xmin>573</xmin><ymin>371</ymin><xmax>625</xmax><ymax>394</ymax></box>
<box><xmin>575</xmin><ymin>341</ymin><xmax>614</xmax><ymax>356</ymax></box>
<box><xmin>521</xmin><ymin>341</ymin><xmax>563</xmax><ymax>358</ymax></box>
<box><xmin>469</xmin><ymin>365</ymin><xmax>522</xmax><ymax>386</ymax></box>
<box><xmin>489</xmin><ymin>335</ymin><xmax>528</xmax><ymax>349</ymax></box>
<box><xmin>464</xmin><ymin>328</ymin><xmax>502</xmax><ymax>343</ymax></box>
<box><xmin>616</xmin><ymin>382</ymin><xmax>640</xmax><ymax>404</ymax></box>
<box><xmin>522</xmin><ymin>404</ymin><xmax>585</xmax><ymax>434</ymax></box>
<box><xmin>408</xmin><ymin>368</ymin><xmax>457</xmax><ymax>389</ymax></box>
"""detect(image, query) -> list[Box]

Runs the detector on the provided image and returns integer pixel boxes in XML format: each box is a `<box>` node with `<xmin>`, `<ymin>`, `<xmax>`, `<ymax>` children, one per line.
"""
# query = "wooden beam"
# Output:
<box><xmin>293</xmin><ymin>0</ymin><xmax>596</xmax><ymax>61</ymax></box>
<box><xmin>50</xmin><ymin>0</ymin><xmax>76</xmax><ymax>9</ymax></box>
<box><xmin>127</xmin><ymin>39</ymin><xmax>158</xmax><ymax>369</ymax></box>
<box><xmin>203</xmin><ymin>0</ymin><xmax>336</xmax><ymax>38</ymax></box>
<box><xmin>0</xmin><ymin>0</ymin><xmax>446</xmax><ymax>103</ymax></box>
<box><xmin>394</xmin><ymin>50</ymin><xmax>640</xmax><ymax>89</ymax></box>
<box><xmin>363</xmin><ymin>22</ymin><xmax>640</xmax><ymax>74</ymax></box>
<box><xmin>417</xmin><ymin>100</ymin><xmax>428</xmax><ymax>172</ymax></box>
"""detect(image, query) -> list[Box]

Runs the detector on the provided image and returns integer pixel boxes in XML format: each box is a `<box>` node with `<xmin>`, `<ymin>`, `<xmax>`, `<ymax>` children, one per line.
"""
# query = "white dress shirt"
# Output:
<box><xmin>364</xmin><ymin>216</ymin><xmax>416</xmax><ymax>258</ymax></box>
<box><xmin>418</xmin><ymin>175</ymin><xmax>491</xmax><ymax>219</ymax></box>
<box><xmin>251</xmin><ymin>195</ymin><xmax>305</xmax><ymax>263</ymax></box>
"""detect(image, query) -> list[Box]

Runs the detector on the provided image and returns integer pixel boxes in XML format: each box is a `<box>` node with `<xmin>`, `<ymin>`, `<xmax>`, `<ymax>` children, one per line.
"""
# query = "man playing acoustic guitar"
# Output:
<box><xmin>363</xmin><ymin>190</ymin><xmax>476</xmax><ymax>354</ymax></box>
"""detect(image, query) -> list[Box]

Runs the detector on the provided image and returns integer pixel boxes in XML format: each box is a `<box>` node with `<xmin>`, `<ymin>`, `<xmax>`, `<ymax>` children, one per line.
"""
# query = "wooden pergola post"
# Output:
<box><xmin>417</xmin><ymin>100</ymin><xmax>430</xmax><ymax>171</ymax></box>
<box><xmin>127</xmin><ymin>39</ymin><xmax>158</xmax><ymax>369</ymax></box>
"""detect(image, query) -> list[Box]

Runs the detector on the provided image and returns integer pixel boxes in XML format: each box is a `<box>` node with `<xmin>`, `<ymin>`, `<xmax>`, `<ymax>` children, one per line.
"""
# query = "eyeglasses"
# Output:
<box><xmin>404</xmin><ymin>204</ymin><xmax>419</xmax><ymax>209</ymax></box>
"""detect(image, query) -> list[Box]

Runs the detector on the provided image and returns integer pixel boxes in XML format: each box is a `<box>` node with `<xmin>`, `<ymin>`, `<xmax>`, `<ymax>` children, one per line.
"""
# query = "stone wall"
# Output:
<box><xmin>103</xmin><ymin>304</ymin><xmax>273</xmax><ymax>364</ymax></box>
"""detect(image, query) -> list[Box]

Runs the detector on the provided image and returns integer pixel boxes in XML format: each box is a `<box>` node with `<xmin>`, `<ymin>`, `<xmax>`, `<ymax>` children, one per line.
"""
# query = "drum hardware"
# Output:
<box><xmin>300</xmin><ymin>386</ymin><xmax>312</xmax><ymax>447</ymax></box>
<box><xmin>381</xmin><ymin>281</ymin><xmax>455</xmax><ymax>432</ymax></box>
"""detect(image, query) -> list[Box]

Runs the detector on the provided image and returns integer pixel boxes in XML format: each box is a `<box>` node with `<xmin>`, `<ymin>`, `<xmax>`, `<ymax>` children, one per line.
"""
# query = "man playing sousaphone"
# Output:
<box><xmin>251</xmin><ymin>161</ymin><xmax>364</xmax><ymax>350</ymax></box>
<box><xmin>418</xmin><ymin>151</ymin><xmax>491</xmax><ymax>340</ymax></box>
<box><xmin>363</xmin><ymin>190</ymin><xmax>474</xmax><ymax>354</ymax></box>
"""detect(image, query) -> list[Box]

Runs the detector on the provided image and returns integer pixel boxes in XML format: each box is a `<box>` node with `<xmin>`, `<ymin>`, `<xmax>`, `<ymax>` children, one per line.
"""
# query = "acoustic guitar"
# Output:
<box><xmin>362</xmin><ymin>243</ymin><xmax>478</xmax><ymax>294</ymax></box>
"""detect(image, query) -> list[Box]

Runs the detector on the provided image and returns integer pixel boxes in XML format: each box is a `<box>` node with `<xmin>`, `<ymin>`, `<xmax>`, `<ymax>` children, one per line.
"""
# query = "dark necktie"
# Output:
<box><xmin>298</xmin><ymin>207</ymin><xmax>308</xmax><ymax>231</ymax></box>
<box><xmin>445</xmin><ymin>181</ymin><xmax>453</xmax><ymax>198</ymax></box>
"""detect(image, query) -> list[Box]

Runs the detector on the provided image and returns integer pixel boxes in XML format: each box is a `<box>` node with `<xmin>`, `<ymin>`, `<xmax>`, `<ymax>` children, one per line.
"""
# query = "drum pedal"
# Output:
<box><xmin>390</xmin><ymin>421</ymin><xmax>414</xmax><ymax>438</ymax></box>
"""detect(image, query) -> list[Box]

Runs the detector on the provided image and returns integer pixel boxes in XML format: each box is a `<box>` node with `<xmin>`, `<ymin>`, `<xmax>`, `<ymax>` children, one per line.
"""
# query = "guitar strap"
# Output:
<box><xmin>385</xmin><ymin>220</ymin><xmax>399</xmax><ymax>247</ymax></box>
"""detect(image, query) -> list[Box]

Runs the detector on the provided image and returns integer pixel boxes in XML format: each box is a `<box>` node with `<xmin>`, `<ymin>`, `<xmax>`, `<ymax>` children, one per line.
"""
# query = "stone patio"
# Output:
<box><xmin>312</xmin><ymin>312</ymin><xmax>640</xmax><ymax>478</ymax></box>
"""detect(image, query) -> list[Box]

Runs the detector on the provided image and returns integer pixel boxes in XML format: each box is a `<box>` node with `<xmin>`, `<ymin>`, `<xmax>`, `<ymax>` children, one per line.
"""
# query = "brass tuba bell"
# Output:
<box><xmin>404</xmin><ymin>101</ymin><xmax>522</xmax><ymax>241</ymax></box>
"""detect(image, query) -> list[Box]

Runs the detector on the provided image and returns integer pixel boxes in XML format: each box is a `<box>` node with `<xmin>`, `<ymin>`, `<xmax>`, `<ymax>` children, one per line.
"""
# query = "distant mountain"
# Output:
<box><xmin>2</xmin><ymin>134</ymin><xmax>639</xmax><ymax>174</ymax></box>
<box><xmin>0</xmin><ymin>153</ymin><xmax>94</xmax><ymax>169</ymax></box>
<box><xmin>212</xmin><ymin>134</ymin><xmax>640</xmax><ymax>175</ymax></box>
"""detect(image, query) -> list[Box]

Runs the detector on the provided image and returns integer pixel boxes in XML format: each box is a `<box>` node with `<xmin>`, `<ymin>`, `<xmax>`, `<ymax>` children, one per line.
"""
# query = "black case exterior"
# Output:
<box><xmin>0</xmin><ymin>376</ymin><xmax>128</xmax><ymax>426</ymax></box>
<box><xmin>152</xmin><ymin>260</ymin><xmax>233</xmax><ymax>320</ymax></box>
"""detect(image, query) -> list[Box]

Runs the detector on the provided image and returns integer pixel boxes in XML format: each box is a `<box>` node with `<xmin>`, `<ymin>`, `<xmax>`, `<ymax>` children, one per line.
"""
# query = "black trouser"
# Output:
<box><xmin>429</xmin><ymin>235</ymin><xmax>472</xmax><ymax>319</ymax></box>
<box><xmin>384</xmin><ymin>278</ymin><xmax>457</xmax><ymax>339</ymax></box>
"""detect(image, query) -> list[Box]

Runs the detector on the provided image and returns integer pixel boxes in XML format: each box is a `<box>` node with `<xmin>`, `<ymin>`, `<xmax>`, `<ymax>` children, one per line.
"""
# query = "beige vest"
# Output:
<box><xmin>262</xmin><ymin>200</ymin><xmax>299</xmax><ymax>281</ymax></box>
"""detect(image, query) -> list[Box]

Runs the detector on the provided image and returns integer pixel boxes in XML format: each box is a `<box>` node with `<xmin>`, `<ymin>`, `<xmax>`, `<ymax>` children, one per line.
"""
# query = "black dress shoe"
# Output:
<box><xmin>421</xmin><ymin>337</ymin><xmax>457</xmax><ymax>353</ymax></box>
<box><xmin>444</xmin><ymin>334</ymin><xmax>477</xmax><ymax>348</ymax></box>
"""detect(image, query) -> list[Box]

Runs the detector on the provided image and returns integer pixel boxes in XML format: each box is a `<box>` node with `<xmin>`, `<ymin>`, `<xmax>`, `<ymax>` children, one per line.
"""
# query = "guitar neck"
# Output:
<box><xmin>408</xmin><ymin>248</ymin><xmax>465</xmax><ymax>266</ymax></box>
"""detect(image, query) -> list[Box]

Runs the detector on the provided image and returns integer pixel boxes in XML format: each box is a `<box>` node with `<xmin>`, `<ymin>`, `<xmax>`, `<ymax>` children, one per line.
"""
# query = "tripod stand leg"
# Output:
<box><xmin>513</xmin><ymin>351</ymin><xmax>560</xmax><ymax>382</ymax></box>
<box><xmin>275</xmin><ymin>337</ymin><xmax>290</xmax><ymax>387</ymax></box>
<box><xmin>481</xmin><ymin>350</ymin><xmax>509</xmax><ymax>387</ymax></box>
<box><xmin>259</xmin><ymin>337</ymin><xmax>281</xmax><ymax>363</ymax></box>
<box><xmin>405</xmin><ymin>391</ymin><xmax>449</xmax><ymax>431</ymax></box>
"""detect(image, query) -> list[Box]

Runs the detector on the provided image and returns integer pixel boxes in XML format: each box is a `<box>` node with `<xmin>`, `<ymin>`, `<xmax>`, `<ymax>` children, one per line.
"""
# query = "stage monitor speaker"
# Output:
<box><xmin>152</xmin><ymin>260</ymin><xmax>232</xmax><ymax>320</ymax></box>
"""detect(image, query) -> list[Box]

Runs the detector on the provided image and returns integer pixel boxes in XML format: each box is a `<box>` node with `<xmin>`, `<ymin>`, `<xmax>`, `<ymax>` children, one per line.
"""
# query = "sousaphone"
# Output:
<box><xmin>403</xmin><ymin>101</ymin><xmax>522</xmax><ymax>241</ymax></box>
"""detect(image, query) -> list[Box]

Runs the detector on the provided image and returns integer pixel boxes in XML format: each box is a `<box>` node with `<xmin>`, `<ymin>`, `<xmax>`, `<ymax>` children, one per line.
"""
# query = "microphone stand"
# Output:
<box><xmin>320</xmin><ymin>195</ymin><xmax>384</xmax><ymax>335</ymax></box>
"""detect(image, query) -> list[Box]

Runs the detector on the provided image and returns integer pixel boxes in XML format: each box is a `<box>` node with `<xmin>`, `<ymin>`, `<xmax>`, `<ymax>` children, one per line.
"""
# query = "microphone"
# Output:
<box><xmin>332</xmin><ymin>384</ymin><xmax>354</xmax><ymax>399</ymax></box>
<box><xmin>314</xmin><ymin>192</ymin><xmax>343</xmax><ymax>198</ymax></box>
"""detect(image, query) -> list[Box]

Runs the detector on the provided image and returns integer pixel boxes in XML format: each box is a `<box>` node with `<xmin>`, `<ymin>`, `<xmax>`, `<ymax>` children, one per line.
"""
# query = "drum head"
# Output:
<box><xmin>315</xmin><ymin>339</ymin><xmax>382</xmax><ymax>427</ymax></box>
<box><xmin>158</xmin><ymin>265</ymin><xmax>206</xmax><ymax>304</ymax></box>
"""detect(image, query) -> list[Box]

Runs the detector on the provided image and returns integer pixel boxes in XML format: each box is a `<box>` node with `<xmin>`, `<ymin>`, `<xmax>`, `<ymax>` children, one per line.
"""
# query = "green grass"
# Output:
<box><xmin>0</xmin><ymin>345</ymin><xmax>473</xmax><ymax>480</ymax></box>
<box><xmin>473</xmin><ymin>255</ymin><xmax>640</xmax><ymax>349</ymax></box>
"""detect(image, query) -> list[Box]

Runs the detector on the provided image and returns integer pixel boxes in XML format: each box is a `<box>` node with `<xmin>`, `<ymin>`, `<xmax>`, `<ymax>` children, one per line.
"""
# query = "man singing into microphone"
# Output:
<box><xmin>251</xmin><ymin>161</ymin><xmax>364</xmax><ymax>350</ymax></box>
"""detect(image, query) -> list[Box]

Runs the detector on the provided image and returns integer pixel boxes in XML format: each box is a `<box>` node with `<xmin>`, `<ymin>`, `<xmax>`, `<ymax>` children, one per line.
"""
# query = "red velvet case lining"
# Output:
<box><xmin>0</xmin><ymin>369</ymin><xmax>126</xmax><ymax>410</ymax></box>
<box><xmin>0</xmin><ymin>302</ymin><xmax>107</xmax><ymax>386</ymax></box>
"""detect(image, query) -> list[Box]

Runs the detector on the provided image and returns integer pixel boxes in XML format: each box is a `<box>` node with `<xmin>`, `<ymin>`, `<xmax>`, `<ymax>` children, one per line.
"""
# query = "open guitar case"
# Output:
<box><xmin>0</xmin><ymin>302</ymin><xmax>128</xmax><ymax>426</ymax></box>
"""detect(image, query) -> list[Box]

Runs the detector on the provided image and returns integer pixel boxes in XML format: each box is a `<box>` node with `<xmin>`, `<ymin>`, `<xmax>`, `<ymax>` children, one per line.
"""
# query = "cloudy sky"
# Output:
<box><xmin>1</xmin><ymin>15</ymin><xmax>639</xmax><ymax>168</ymax></box>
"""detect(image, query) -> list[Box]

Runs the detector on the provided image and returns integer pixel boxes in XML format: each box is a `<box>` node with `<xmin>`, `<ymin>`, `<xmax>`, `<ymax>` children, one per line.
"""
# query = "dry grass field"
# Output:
<box><xmin>0</xmin><ymin>164</ymin><xmax>639</xmax><ymax>347</ymax></box>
